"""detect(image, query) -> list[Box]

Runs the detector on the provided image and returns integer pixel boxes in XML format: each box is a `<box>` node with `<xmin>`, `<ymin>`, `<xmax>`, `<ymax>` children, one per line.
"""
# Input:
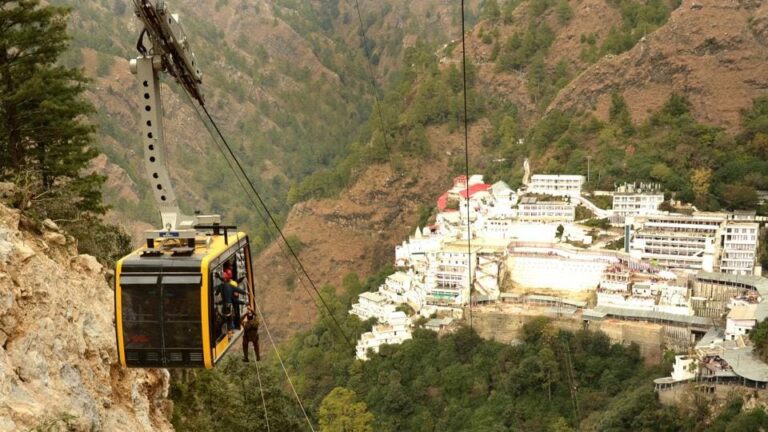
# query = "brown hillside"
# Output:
<box><xmin>550</xmin><ymin>0</ymin><xmax>768</xmax><ymax>131</ymax></box>
<box><xmin>446</xmin><ymin>0</ymin><xmax>625</xmax><ymax>125</ymax></box>
<box><xmin>255</xmin><ymin>121</ymin><xmax>489</xmax><ymax>339</ymax></box>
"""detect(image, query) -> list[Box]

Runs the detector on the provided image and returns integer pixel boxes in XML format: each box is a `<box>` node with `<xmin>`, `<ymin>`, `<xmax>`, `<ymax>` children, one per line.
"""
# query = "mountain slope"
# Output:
<box><xmin>256</xmin><ymin>120</ymin><xmax>490</xmax><ymax>338</ymax></box>
<box><xmin>255</xmin><ymin>0</ymin><xmax>768</xmax><ymax>338</ymax></box>
<box><xmin>52</xmin><ymin>0</ymin><xmax>482</xmax><ymax>247</ymax></box>
<box><xmin>551</xmin><ymin>0</ymin><xmax>768</xmax><ymax>132</ymax></box>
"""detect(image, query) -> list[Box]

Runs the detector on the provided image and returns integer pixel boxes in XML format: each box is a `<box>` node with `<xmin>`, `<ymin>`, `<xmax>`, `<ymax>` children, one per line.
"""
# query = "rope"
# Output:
<box><xmin>460</xmin><ymin>0</ymin><xmax>473</xmax><ymax>329</ymax></box>
<box><xmin>198</xmin><ymin>103</ymin><xmax>354</xmax><ymax>349</ymax></box>
<box><xmin>178</xmin><ymin>89</ymin><xmax>336</xmax><ymax>342</ymax></box>
<box><xmin>252</xmin><ymin>293</ymin><xmax>316</xmax><ymax>432</ymax></box>
<box><xmin>255</xmin><ymin>358</ymin><xmax>272</xmax><ymax>432</ymax></box>
<box><xmin>177</xmin><ymin>88</ymin><xmax>342</xmax><ymax>432</ymax></box>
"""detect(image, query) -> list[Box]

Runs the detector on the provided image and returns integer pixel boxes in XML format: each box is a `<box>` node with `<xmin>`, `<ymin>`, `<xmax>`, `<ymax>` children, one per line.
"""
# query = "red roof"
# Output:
<box><xmin>459</xmin><ymin>183</ymin><xmax>490</xmax><ymax>199</ymax></box>
<box><xmin>437</xmin><ymin>192</ymin><xmax>449</xmax><ymax>211</ymax></box>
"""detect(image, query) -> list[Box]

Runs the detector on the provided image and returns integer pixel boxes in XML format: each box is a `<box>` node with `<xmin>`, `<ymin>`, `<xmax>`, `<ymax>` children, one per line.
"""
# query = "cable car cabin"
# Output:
<box><xmin>115</xmin><ymin>228</ymin><xmax>254</xmax><ymax>369</ymax></box>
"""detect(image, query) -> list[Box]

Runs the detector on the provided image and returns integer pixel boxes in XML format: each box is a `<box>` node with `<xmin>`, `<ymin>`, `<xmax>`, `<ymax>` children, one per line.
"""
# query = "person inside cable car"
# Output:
<box><xmin>232</xmin><ymin>290</ymin><xmax>241</xmax><ymax>329</ymax></box>
<box><xmin>215</xmin><ymin>268</ymin><xmax>246</xmax><ymax>335</ymax></box>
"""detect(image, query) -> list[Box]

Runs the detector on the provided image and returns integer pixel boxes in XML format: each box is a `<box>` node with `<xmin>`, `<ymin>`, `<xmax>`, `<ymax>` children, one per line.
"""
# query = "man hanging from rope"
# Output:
<box><xmin>241</xmin><ymin>306</ymin><xmax>260</xmax><ymax>362</ymax></box>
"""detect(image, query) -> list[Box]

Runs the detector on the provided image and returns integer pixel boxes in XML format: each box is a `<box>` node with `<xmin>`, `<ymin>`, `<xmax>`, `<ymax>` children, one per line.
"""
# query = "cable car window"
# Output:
<box><xmin>162</xmin><ymin>275</ymin><xmax>202</xmax><ymax>349</ymax></box>
<box><xmin>211</xmin><ymin>263</ymin><xmax>233</xmax><ymax>344</ymax></box>
<box><xmin>121</xmin><ymin>276</ymin><xmax>161</xmax><ymax>349</ymax></box>
<box><xmin>235</xmin><ymin>247</ymin><xmax>248</xmax><ymax>291</ymax></box>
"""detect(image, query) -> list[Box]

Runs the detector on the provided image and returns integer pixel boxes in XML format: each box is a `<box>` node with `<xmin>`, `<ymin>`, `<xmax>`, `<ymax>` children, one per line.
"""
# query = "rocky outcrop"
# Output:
<box><xmin>0</xmin><ymin>202</ymin><xmax>173</xmax><ymax>432</ymax></box>
<box><xmin>550</xmin><ymin>0</ymin><xmax>768</xmax><ymax>132</ymax></box>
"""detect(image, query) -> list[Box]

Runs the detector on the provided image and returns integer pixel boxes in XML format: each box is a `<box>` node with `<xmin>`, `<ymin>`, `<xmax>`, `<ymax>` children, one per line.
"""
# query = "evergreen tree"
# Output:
<box><xmin>609</xmin><ymin>91</ymin><xmax>634</xmax><ymax>135</ymax></box>
<box><xmin>0</xmin><ymin>0</ymin><xmax>103</xmax><ymax>216</ymax></box>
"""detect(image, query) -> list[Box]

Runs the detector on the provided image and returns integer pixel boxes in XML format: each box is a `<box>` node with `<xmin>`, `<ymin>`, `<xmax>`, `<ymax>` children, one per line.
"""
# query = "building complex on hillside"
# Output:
<box><xmin>355</xmin><ymin>311</ymin><xmax>412</xmax><ymax>360</ymax></box>
<box><xmin>350</xmin><ymin>169</ymin><xmax>765</xmax><ymax>363</ymax></box>
<box><xmin>627</xmin><ymin>213</ymin><xmax>760</xmax><ymax>275</ymax></box>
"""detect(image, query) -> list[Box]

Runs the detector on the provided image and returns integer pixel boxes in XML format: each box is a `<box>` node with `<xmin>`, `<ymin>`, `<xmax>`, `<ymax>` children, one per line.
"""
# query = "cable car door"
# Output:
<box><xmin>121</xmin><ymin>273</ymin><xmax>204</xmax><ymax>367</ymax></box>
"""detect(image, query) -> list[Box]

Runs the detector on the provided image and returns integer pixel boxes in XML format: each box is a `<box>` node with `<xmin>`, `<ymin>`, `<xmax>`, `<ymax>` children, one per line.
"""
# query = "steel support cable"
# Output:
<box><xmin>178</xmin><ymin>90</ymin><xmax>325</xmax><ymax>315</ymax></box>
<box><xmin>351</xmin><ymin>0</ymin><xmax>391</xmax><ymax>152</ymax></box>
<box><xmin>460</xmin><ymin>0</ymin><xmax>473</xmax><ymax>329</ymax></box>
<box><xmin>177</xmin><ymin>93</ymin><xmax>316</xmax><ymax>432</ymax></box>
<box><xmin>198</xmin><ymin>104</ymin><xmax>354</xmax><ymax>349</ymax></box>
<box><xmin>255</xmin><ymin>356</ymin><xmax>272</xmax><ymax>432</ymax></box>
<box><xmin>179</xmin><ymin>89</ymin><xmax>352</xmax><ymax>352</ymax></box>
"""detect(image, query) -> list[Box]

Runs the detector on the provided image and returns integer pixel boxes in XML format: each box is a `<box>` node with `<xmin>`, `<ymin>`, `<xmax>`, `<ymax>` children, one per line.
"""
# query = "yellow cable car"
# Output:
<box><xmin>116</xmin><ymin>226</ymin><xmax>255</xmax><ymax>368</ymax></box>
<box><xmin>116</xmin><ymin>2</ymin><xmax>259</xmax><ymax>368</ymax></box>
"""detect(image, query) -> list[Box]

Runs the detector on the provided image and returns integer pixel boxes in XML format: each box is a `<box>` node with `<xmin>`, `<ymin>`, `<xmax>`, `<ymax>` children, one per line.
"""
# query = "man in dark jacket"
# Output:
<box><xmin>241</xmin><ymin>307</ymin><xmax>260</xmax><ymax>362</ymax></box>
<box><xmin>215</xmin><ymin>269</ymin><xmax>246</xmax><ymax>333</ymax></box>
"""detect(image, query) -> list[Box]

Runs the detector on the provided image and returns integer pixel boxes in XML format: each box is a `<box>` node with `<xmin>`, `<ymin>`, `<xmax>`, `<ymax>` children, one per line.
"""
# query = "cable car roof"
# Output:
<box><xmin>120</xmin><ymin>231</ymin><xmax>247</xmax><ymax>269</ymax></box>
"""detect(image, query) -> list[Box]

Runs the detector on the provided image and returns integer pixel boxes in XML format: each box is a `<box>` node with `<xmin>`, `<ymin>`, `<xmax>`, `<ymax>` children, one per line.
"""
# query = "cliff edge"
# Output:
<box><xmin>0</xmin><ymin>197</ymin><xmax>173</xmax><ymax>431</ymax></box>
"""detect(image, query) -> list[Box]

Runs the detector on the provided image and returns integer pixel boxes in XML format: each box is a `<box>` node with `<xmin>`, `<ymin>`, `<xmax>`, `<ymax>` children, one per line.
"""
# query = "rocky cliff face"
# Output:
<box><xmin>0</xmin><ymin>200</ymin><xmax>173</xmax><ymax>431</ymax></box>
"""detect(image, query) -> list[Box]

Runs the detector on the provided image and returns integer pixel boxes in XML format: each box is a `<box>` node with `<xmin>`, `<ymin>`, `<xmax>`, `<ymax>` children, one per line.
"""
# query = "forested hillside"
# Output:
<box><xmin>171</xmin><ymin>276</ymin><xmax>768</xmax><ymax>431</ymax></box>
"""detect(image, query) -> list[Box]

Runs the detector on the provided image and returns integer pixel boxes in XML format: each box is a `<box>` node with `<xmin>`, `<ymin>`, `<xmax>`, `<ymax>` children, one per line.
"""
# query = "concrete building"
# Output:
<box><xmin>597</xmin><ymin>279</ymin><xmax>693</xmax><ymax>316</ymax></box>
<box><xmin>349</xmin><ymin>291</ymin><xmax>396</xmax><ymax>323</ymax></box>
<box><xmin>424</xmin><ymin>317</ymin><xmax>453</xmax><ymax>332</ymax></box>
<box><xmin>671</xmin><ymin>355</ymin><xmax>698</xmax><ymax>382</ymax></box>
<box><xmin>720</xmin><ymin>222</ymin><xmax>759</xmax><ymax>275</ymax></box>
<box><xmin>612</xmin><ymin>183</ymin><xmax>664</xmax><ymax>218</ymax></box>
<box><xmin>627</xmin><ymin>213</ymin><xmax>725</xmax><ymax>271</ymax></box>
<box><xmin>355</xmin><ymin>311</ymin><xmax>413</xmax><ymax>360</ymax></box>
<box><xmin>725</xmin><ymin>304</ymin><xmax>758</xmax><ymax>341</ymax></box>
<box><xmin>395</xmin><ymin>227</ymin><xmax>441</xmax><ymax>267</ymax></box>
<box><xmin>489</xmin><ymin>181</ymin><xmax>517</xmax><ymax>218</ymax></box>
<box><xmin>528</xmin><ymin>174</ymin><xmax>584</xmax><ymax>198</ymax></box>
<box><xmin>379</xmin><ymin>271</ymin><xmax>413</xmax><ymax>305</ymax></box>
<box><xmin>517</xmin><ymin>197</ymin><xmax>575</xmax><ymax>223</ymax></box>
<box><xmin>628</xmin><ymin>213</ymin><xmax>760</xmax><ymax>275</ymax></box>
<box><xmin>424</xmin><ymin>244</ymin><xmax>478</xmax><ymax>306</ymax></box>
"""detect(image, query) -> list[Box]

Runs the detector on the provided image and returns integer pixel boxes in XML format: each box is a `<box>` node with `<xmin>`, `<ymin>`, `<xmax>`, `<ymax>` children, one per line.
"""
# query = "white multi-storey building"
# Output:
<box><xmin>355</xmin><ymin>311</ymin><xmax>412</xmax><ymax>360</ymax></box>
<box><xmin>720</xmin><ymin>223</ymin><xmax>759</xmax><ymax>275</ymax></box>
<box><xmin>528</xmin><ymin>174</ymin><xmax>584</xmax><ymax>198</ymax></box>
<box><xmin>349</xmin><ymin>291</ymin><xmax>396</xmax><ymax>323</ymax></box>
<box><xmin>379</xmin><ymin>271</ymin><xmax>428</xmax><ymax>311</ymax></box>
<box><xmin>517</xmin><ymin>197</ymin><xmax>575</xmax><ymax>223</ymax></box>
<box><xmin>627</xmin><ymin>213</ymin><xmax>725</xmax><ymax>271</ymax></box>
<box><xmin>628</xmin><ymin>213</ymin><xmax>760</xmax><ymax>274</ymax></box>
<box><xmin>613</xmin><ymin>183</ymin><xmax>664</xmax><ymax>218</ymax></box>
<box><xmin>424</xmin><ymin>244</ymin><xmax>478</xmax><ymax>305</ymax></box>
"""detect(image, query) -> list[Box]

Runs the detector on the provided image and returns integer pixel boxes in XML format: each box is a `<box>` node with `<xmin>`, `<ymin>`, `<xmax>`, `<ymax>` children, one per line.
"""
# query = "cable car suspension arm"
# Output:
<box><xmin>128</xmin><ymin>0</ymin><xmax>208</xmax><ymax>231</ymax></box>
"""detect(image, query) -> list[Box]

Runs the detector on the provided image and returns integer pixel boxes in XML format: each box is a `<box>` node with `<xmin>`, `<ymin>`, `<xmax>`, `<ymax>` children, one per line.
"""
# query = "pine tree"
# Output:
<box><xmin>0</xmin><ymin>0</ymin><xmax>103</xmax><ymax>216</ymax></box>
